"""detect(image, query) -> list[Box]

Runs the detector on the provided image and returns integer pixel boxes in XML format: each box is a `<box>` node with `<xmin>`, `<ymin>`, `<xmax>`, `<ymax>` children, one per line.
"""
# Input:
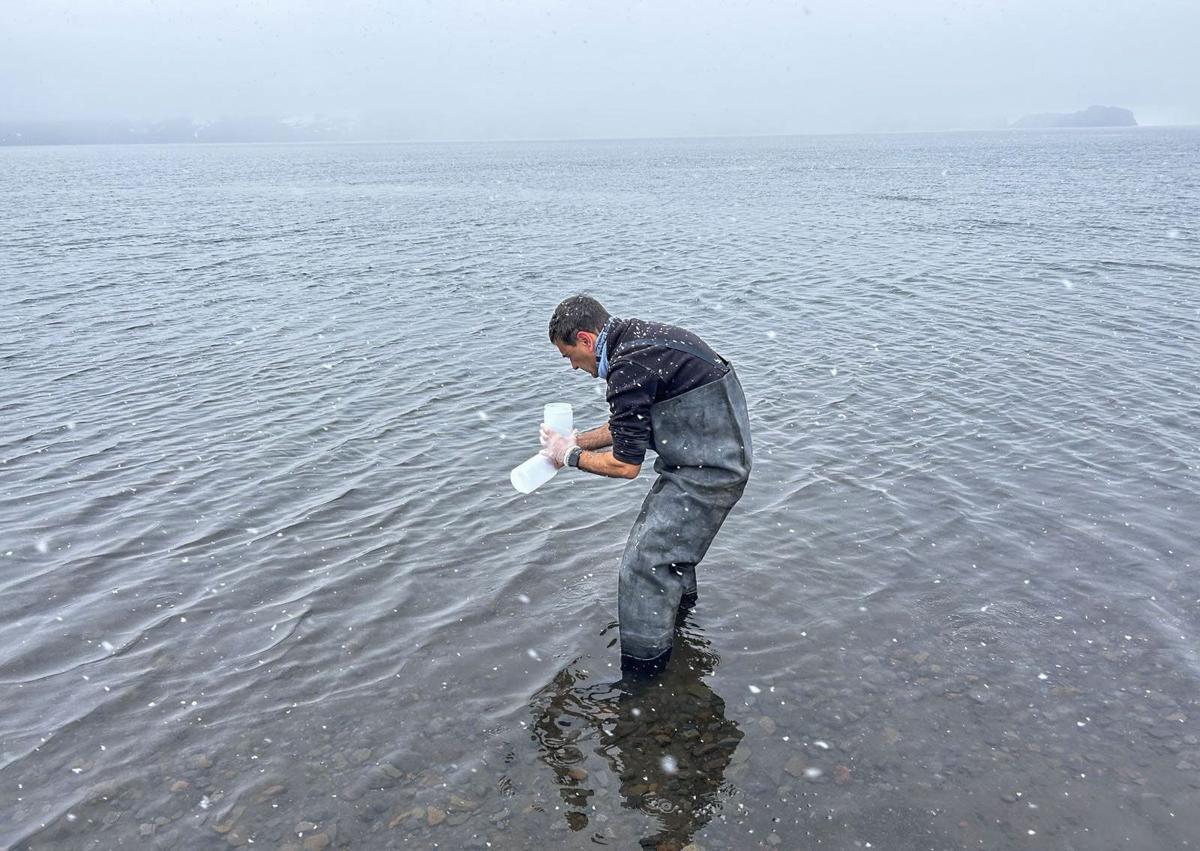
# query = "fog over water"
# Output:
<box><xmin>2</xmin><ymin>0</ymin><xmax>1198</xmax><ymax>138</ymax></box>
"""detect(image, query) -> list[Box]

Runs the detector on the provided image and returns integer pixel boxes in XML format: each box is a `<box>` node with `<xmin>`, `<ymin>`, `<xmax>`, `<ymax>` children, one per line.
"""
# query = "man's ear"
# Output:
<box><xmin>576</xmin><ymin>331</ymin><xmax>596</xmax><ymax>352</ymax></box>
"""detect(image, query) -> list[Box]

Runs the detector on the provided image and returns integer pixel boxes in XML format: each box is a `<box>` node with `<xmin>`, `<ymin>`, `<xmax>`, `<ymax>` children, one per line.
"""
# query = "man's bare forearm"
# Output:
<box><xmin>567</xmin><ymin>422</ymin><xmax>638</xmax><ymax>478</ymax></box>
<box><xmin>577</xmin><ymin>423</ymin><xmax>612</xmax><ymax>450</ymax></box>
<box><xmin>577</xmin><ymin>447</ymin><xmax>640</xmax><ymax>480</ymax></box>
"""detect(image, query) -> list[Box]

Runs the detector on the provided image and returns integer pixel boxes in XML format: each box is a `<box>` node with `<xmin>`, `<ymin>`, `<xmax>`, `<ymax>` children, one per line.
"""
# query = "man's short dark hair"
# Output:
<box><xmin>548</xmin><ymin>295</ymin><xmax>610</xmax><ymax>345</ymax></box>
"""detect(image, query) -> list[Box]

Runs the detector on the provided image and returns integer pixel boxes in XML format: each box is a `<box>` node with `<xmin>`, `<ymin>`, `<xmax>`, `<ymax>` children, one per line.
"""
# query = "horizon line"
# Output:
<box><xmin>2</xmin><ymin>123</ymin><xmax>1195</xmax><ymax>150</ymax></box>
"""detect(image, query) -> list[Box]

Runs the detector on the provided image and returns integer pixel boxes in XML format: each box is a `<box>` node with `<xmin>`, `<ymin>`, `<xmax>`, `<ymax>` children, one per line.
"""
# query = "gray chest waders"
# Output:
<box><xmin>614</xmin><ymin>341</ymin><xmax>753</xmax><ymax>663</ymax></box>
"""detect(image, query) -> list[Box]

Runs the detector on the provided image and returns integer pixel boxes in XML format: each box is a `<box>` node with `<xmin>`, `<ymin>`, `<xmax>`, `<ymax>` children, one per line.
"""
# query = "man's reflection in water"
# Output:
<box><xmin>529</xmin><ymin>617</ymin><xmax>743</xmax><ymax>850</ymax></box>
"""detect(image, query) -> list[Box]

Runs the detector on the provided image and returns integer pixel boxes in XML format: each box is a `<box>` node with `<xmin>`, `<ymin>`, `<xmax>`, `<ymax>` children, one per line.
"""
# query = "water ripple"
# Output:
<box><xmin>1</xmin><ymin>130</ymin><xmax>1198</xmax><ymax>849</ymax></box>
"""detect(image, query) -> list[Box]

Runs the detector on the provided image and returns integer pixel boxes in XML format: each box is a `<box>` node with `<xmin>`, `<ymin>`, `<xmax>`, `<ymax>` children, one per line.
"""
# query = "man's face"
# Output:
<box><xmin>554</xmin><ymin>330</ymin><xmax>599</xmax><ymax>378</ymax></box>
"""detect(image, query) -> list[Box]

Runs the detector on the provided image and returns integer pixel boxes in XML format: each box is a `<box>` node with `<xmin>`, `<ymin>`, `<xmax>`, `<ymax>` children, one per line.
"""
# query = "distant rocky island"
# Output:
<box><xmin>1012</xmin><ymin>105</ymin><xmax>1137</xmax><ymax>129</ymax></box>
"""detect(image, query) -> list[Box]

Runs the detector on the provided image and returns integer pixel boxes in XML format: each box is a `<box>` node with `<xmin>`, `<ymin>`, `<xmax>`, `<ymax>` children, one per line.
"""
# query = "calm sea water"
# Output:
<box><xmin>1</xmin><ymin>129</ymin><xmax>1198</xmax><ymax>850</ymax></box>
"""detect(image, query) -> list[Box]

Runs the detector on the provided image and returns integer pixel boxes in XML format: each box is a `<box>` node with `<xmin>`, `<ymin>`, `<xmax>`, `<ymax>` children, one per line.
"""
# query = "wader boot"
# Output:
<box><xmin>616</xmin><ymin>347</ymin><xmax>753</xmax><ymax>668</ymax></box>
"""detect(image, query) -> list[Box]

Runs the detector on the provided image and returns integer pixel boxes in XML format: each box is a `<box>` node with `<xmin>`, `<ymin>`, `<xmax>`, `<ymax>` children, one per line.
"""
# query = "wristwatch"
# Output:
<box><xmin>566</xmin><ymin>447</ymin><xmax>583</xmax><ymax>468</ymax></box>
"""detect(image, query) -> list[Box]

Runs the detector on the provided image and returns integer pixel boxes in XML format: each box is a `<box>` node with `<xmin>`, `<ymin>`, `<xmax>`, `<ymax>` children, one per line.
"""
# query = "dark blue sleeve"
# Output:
<box><xmin>606</xmin><ymin>360</ymin><xmax>658</xmax><ymax>465</ymax></box>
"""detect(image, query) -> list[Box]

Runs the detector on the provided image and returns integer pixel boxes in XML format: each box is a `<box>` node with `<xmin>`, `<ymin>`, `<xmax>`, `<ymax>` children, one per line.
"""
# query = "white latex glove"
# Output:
<box><xmin>539</xmin><ymin>425</ymin><xmax>579</xmax><ymax>469</ymax></box>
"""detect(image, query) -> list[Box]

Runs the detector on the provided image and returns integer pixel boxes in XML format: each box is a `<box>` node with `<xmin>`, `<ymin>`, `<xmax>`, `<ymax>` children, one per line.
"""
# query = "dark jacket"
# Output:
<box><xmin>604</xmin><ymin>318</ymin><xmax>728</xmax><ymax>465</ymax></box>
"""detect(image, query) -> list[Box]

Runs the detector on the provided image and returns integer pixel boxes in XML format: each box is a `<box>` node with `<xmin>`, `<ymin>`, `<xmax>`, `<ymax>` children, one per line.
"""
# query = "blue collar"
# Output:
<box><xmin>595</xmin><ymin>317</ymin><xmax>616</xmax><ymax>380</ymax></box>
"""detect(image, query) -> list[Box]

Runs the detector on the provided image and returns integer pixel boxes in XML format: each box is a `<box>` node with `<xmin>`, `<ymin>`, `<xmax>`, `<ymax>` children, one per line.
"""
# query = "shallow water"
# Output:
<box><xmin>1</xmin><ymin>129</ymin><xmax>1198</xmax><ymax>850</ymax></box>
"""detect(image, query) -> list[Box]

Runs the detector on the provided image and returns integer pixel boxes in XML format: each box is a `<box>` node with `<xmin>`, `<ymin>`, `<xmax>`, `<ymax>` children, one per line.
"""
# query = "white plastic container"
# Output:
<box><xmin>542</xmin><ymin>402</ymin><xmax>573</xmax><ymax>436</ymax></box>
<box><xmin>510</xmin><ymin>403</ymin><xmax>574</xmax><ymax>494</ymax></box>
<box><xmin>509</xmin><ymin>453</ymin><xmax>559</xmax><ymax>494</ymax></box>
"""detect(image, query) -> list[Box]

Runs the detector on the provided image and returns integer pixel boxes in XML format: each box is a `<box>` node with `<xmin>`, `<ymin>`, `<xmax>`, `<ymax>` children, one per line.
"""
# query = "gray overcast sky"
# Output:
<box><xmin>2</xmin><ymin>0</ymin><xmax>1197</xmax><ymax>138</ymax></box>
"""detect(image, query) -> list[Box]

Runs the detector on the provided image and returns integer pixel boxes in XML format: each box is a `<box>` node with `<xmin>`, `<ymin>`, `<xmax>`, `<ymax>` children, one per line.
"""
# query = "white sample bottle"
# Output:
<box><xmin>510</xmin><ymin>403</ymin><xmax>574</xmax><ymax>494</ymax></box>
